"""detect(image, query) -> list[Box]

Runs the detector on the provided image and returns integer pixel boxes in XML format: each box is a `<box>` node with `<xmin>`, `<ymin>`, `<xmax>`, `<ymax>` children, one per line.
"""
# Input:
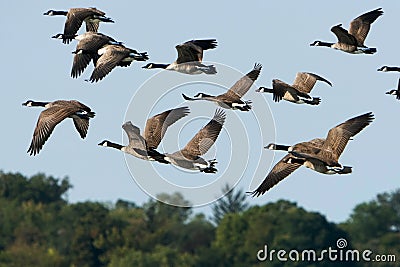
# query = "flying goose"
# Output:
<box><xmin>98</xmin><ymin>107</ymin><xmax>189</xmax><ymax>163</ymax></box>
<box><xmin>248</xmin><ymin>112</ymin><xmax>374</xmax><ymax>196</ymax></box>
<box><xmin>164</xmin><ymin>109</ymin><xmax>226</xmax><ymax>173</ymax></box>
<box><xmin>23</xmin><ymin>100</ymin><xmax>95</xmax><ymax>156</ymax></box>
<box><xmin>256</xmin><ymin>72</ymin><xmax>332</xmax><ymax>105</ymax></box>
<box><xmin>52</xmin><ymin>32</ymin><xmax>123</xmax><ymax>78</ymax></box>
<box><xmin>87</xmin><ymin>44</ymin><xmax>149</xmax><ymax>82</ymax></box>
<box><xmin>377</xmin><ymin>66</ymin><xmax>400</xmax><ymax>72</ymax></box>
<box><xmin>385</xmin><ymin>78</ymin><xmax>400</xmax><ymax>100</ymax></box>
<box><xmin>142</xmin><ymin>39</ymin><xmax>217</xmax><ymax>74</ymax></box>
<box><xmin>310</xmin><ymin>8</ymin><xmax>383</xmax><ymax>54</ymax></box>
<box><xmin>182</xmin><ymin>63</ymin><xmax>262</xmax><ymax>111</ymax></box>
<box><xmin>44</xmin><ymin>8</ymin><xmax>114</xmax><ymax>44</ymax></box>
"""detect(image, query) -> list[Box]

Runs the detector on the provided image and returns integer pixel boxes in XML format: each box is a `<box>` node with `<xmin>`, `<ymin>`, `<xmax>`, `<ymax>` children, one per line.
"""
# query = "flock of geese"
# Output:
<box><xmin>22</xmin><ymin>6</ymin><xmax>396</xmax><ymax>196</ymax></box>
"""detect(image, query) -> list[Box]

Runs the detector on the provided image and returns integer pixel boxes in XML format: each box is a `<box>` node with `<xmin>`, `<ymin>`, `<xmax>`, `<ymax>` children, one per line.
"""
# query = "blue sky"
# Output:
<box><xmin>2</xmin><ymin>0</ymin><xmax>399</xmax><ymax>222</ymax></box>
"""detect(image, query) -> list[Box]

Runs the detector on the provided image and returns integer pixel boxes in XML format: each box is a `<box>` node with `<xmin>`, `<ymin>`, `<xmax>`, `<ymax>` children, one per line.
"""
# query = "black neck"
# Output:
<box><xmin>388</xmin><ymin>67</ymin><xmax>400</xmax><ymax>71</ymax></box>
<box><xmin>30</xmin><ymin>101</ymin><xmax>50</xmax><ymax>107</ymax></box>
<box><xmin>150</xmin><ymin>63</ymin><xmax>169</xmax><ymax>69</ymax></box>
<box><xmin>53</xmin><ymin>10</ymin><xmax>68</xmax><ymax>16</ymax></box>
<box><xmin>317</xmin><ymin>41</ymin><xmax>334</xmax><ymax>47</ymax></box>
<box><xmin>272</xmin><ymin>144</ymin><xmax>290</xmax><ymax>151</ymax></box>
<box><xmin>105</xmin><ymin>141</ymin><xmax>124</xmax><ymax>150</ymax></box>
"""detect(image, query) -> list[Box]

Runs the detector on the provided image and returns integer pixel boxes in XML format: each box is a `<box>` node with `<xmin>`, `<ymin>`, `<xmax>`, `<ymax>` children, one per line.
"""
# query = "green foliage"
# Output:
<box><xmin>212</xmin><ymin>200</ymin><xmax>354</xmax><ymax>267</ymax></box>
<box><xmin>0</xmin><ymin>170</ymin><xmax>398</xmax><ymax>267</ymax></box>
<box><xmin>340</xmin><ymin>189</ymin><xmax>400</xmax><ymax>267</ymax></box>
<box><xmin>211</xmin><ymin>183</ymin><xmax>249</xmax><ymax>224</ymax></box>
<box><xmin>0</xmin><ymin>171</ymin><xmax>71</xmax><ymax>204</ymax></box>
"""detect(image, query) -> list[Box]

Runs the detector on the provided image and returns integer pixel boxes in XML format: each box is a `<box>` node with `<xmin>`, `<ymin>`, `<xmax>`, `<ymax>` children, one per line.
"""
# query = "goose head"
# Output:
<box><xmin>264</xmin><ymin>143</ymin><xmax>277</xmax><ymax>150</ymax></box>
<box><xmin>51</xmin><ymin>33</ymin><xmax>64</xmax><ymax>39</ymax></box>
<box><xmin>310</xmin><ymin>41</ymin><xmax>322</xmax><ymax>46</ymax></box>
<box><xmin>22</xmin><ymin>100</ymin><xmax>34</xmax><ymax>107</ymax></box>
<box><xmin>52</xmin><ymin>33</ymin><xmax>77</xmax><ymax>40</ymax></box>
<box><xmin>142</xmin><ymin>63</ymin><xmax>154</xmax><ymax>69</ymax></box>
<box><xmin>377</xmin><ymin>66</ymin><xmax>388</xmax><ymax>72</ymax></box>
<box><xmin>43</xmin><ymin>10</ymin><xmax>56</xmax><ymax>16</ymax></box>
<box><xmin>98</xmin><ymin>140</ymin><xmax>109</xmax><ymax>147</ymax></box>
<box><xmin>43</xmin><ymin>10</ymin><xmax>67</xmax><ymax>16</ymax></box>
<box><xmin>386</xmin><ymin>90</ymin><xmax>397</xmax><ymax>95</ymax></box>
<box><xmin>256</xmin><ymin>87</ymin><xmax>270</xmax><ymax>93</ymax></box>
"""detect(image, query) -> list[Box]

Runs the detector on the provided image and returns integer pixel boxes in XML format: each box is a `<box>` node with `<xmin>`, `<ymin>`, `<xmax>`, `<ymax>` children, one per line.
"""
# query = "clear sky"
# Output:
<box><xmin>2</xmin><ymin>0</ymin><xmax>399</xmax><ymax>223</ymax></box>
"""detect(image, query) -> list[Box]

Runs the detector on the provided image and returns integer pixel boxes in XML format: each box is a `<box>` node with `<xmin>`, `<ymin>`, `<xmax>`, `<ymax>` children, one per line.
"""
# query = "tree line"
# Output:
<box><xmin>0</xmin><ymin>171</ymin><xmax>398</xmax><ymax>267</ymax></box>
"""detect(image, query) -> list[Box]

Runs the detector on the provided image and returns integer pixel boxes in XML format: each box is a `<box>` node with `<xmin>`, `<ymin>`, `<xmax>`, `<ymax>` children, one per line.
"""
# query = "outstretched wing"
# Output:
<box><xmin>72</xmin><ymin>33</ymin><xmax>117</xmax><ymax>78</ymax></box>
<box><xmin>320</xmin><ymin>112</ymin><xmax>374</xmax><ymax>160</ymax></box>
<box><xmin>89</xmin><ymin>45</ymin><xmax>127</xmax><ymax>82</ymax></box>
<box><xmin>175</xmin><ymin>39</ymin><xmax>217</xmax><ymax>64</ymax></box>
<box><xmin>63</xmin><ymin>8</ymin><xmax>104</xmax><ymax>42</ymax></box>
<box><xmin>292</xmin><ymin>72</ymin><xmax>332</xmax><ymax>93</ymax></box>
<box><xmin>180</xmin><ymin>109</ymin><xmax>225</xmax><ymax>158</ymax></box>
<box><xmin>144</xmin><ymin>107</ymin><xmax>190</xmax><ymax>149</ymax></box>
<box><xmin>122</xmin><ymin>121</ymin><xmax>147</xmax><ymax>151</ymax></box>
<box><xmin>331</xmin><ymin>24</ymin><xmax>358</xmax><ymax>45</ymax></box>
<box><xmin>220</xmin><ymin>63</ymin><xmax>262</xmax><ymax>100</ymax></box>
<box><xmin>249</xmin><ymin>155</ymin><xmax>301</xmax><ymax>197</ymax></box>
<box><xmin>348</xmin><ymin>8</ymin><xmax>383</xmax><ymax>46</ymax></box>
<box><xmin>27</xmin><ymin>106</ymin><xmax>76</xmax><ymax>156</ymax></box>
<box><xmin>73</xmin><ymin>118</ymin><xmax>90</xmax><ymax>138</ymax></box>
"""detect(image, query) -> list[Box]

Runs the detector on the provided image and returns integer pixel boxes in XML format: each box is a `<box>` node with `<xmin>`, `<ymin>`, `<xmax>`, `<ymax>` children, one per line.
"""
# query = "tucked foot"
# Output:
<box><xmin>304</xmin><ymin>97</ymin><xmax>321</xmax><ymax>105</ymax></box>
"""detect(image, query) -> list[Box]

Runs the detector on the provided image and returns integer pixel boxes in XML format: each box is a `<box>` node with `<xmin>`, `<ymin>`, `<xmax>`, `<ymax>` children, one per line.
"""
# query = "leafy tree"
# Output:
<box><xmin>59</xmin><ymin>202</ymin><xmax>111</xmax><ymax>267</ymax></box>
<box><xmin>212</xmin><ymin>200</ymin><xmax>353</xmax><ymax>267</ymax></box>
<box><xmin>211</xmin><ymin>184</ymin><xmax>249</xmax><ymax>224</ymax></box>
<box><xmin>115</xmin><ymin>199</ymin><xmax>138</xmax><ymax>210</ymax></box>
<box><xmin>0</xmin><ymin>171</ymin><xmax>71</xmax><ymax>204</ymax></box>
<box><xmin>340</xmin><ymin>189</ymin><xmax>400</xmax><ymax>267</ymax></box>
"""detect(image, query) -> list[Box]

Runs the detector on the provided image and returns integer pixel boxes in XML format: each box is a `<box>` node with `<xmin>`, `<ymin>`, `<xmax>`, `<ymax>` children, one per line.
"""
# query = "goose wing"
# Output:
<box><xmin>89</xmin><ymin>45</ymin><xmax>128</xmax><ymax>82</ymax></box>
<box><xmin>73</xmin><ymin>118</ymin><xmax>90</xmax><ymax>138</ymax></box>
<box><xmin>292</xmin><ymin>72</ymin><xmax>332</xmax><ymax>93</ymax></box>
<box><xmin>122</xmin><ymin>121</ymin><xmax>147</xmax><ymax>151</ymax></box>
<box><xmin>175</xmin><ymin>39</ymin><xmax>217</xmax><ymax>64</ymax></box>
<box><xmin>76</xmin><ymin>32</ymin><xmax>116</xmax><ymax>52</ymax></box>
<box><xmin>63</xmin><ymin>8</ymin><xmax>105</xmax><ymax>43</ymax></box>
<box><xmin>72</xmin><ymin>53</ymin><xmax>92</xmax><ymax>78</ymax></box>
<box><xmin>72</xmin><ymin>33</ymin><xmax>117</xmax><ymax>78</ymax></box>
<box><xmin>220</xmin><ymin>63</ymin><xmax>262</xmax><ymax>100</ymax></box>
<box><xmin>270</xmin><ymin>79</ymin><xmax>309</xmax><ymax>102</ymax></box>
<box><xmin>319</xmin><ymin>112</ymin><xmax>374</xmax><ymax>160</ymax></box>
<box><xmin>331</xmin><ymin>24</ymin><xmax>358</xmax><ymax>45</ymax></box>
<box><xmin>249</xmin><ymin>155</ymin><xmax>301</xmax><ymax>197</ymax></box>
<box><xmin>27</xmin><ymin>103</ymin><xmax>80</xmax><ymax>156</ymax></box>
<box><xmin>144</xmin><ymin>107</ymin><xmax>190</xmax><ymax>149</ymax></box>
<box><xmin>180</xmin><ymin>109</ymin><xmax>225</xmax><ymax>158</ymax></box>
<box><xmin>84</xmin><ymin>8</ymin><xmax>107</xmax><ymax>33</ymax></box>
<box><xmin>348</xmin><ymin>8</ymin><xmax>383</xmax><ymax>46</ymax></box>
